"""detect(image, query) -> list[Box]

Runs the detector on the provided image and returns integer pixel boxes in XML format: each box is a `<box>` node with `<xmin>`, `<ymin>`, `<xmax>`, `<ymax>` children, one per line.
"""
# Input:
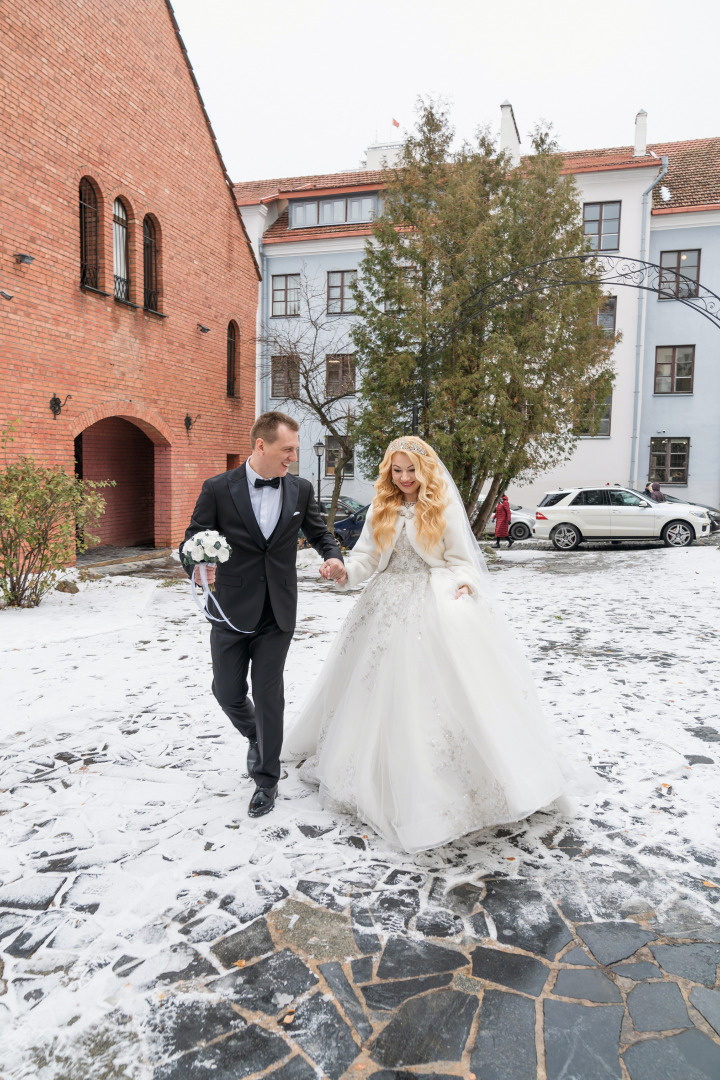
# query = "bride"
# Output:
<box><xmin>284</xmin><ymin>436</ymin><xmax>583</xmax><ymax>853</ymax></box>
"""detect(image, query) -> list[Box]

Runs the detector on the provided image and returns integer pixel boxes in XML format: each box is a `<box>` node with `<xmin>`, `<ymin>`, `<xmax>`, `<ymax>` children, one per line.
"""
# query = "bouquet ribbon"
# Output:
<box><xmin>190</xmin><ymin>562</ymin><xmax>254</xmax><ymax>634</ymax></box>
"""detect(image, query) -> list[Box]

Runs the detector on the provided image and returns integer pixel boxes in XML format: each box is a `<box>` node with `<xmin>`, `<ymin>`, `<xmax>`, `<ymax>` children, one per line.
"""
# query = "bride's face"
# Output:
<box><xmin>391</xmin><ymin>452</ymin><xmax>421</xmax><ymax>498</ymax></box>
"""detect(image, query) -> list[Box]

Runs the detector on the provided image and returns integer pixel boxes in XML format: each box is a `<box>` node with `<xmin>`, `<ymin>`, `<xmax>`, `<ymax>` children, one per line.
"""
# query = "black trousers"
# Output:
<box><xmin>209</xmin><ymin>591</ymin><xmax>293</xmax><ymax>789</ymax></box>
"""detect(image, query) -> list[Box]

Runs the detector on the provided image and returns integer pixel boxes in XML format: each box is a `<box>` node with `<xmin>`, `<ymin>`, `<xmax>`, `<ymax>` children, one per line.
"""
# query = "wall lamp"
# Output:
<box><xmin>14</xmin><ymin>253</ymin><xmax>35</xmax><ymax>265</ymax></box>
<box><xmin>184</xmin><ymin>413</ymin><xmax>201</xmax><ymax>433</ymax></box>
<box><xmin>197</xmin><ymin>323</ymin><xmax>210</xmax><ymax>333</ymax></box>
<box><xmin>50</xmin><ymin>393</ymin><xmax>72</xmax><ymax>420</ymax></box>
<box><xmin>0</xmin><ymin>289</ymin><xmax>13</xmax><ymax>301</ymax></box>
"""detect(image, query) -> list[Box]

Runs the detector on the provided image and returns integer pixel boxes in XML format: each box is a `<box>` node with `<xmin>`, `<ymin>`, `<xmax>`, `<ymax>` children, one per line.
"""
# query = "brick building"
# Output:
<box><xmin>0</xmin><ymin>0</ymin><xmax>259</xmax><ymax>549</ymax></box>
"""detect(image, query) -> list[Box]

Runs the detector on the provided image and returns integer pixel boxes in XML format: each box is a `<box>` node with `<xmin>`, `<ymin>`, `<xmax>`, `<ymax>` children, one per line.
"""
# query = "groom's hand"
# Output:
<box><xmin>194</xmin><ymin>564</ymin><xmax>216</xmax><ymax>585</ymax></box>
<box><xmin>320</xmin><ymin>558</ymin><xmax>346</xmax><ymax>584</ymax></box>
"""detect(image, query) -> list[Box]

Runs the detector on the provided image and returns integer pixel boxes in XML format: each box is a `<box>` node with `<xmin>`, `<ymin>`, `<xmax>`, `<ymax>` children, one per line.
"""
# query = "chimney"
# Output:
<box><xmin>634</xmin><ymin>109</ymin><xmax>648</xmax><ymax>157</ymax></box>
<box><xmin>500</xmin><ymin>101</ymin><xmax>521</xmax><ymax>166</ymax></box>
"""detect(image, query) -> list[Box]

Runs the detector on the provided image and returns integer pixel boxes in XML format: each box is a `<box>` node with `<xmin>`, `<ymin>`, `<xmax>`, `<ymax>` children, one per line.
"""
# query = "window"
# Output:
<box><xmin>654</xmin><ymin>346</ymin><xmax>694</xmax><ymax>394</ymax></box>
<box><xmin>583</xmin><ymin>201</ymin><xmax>621</xmax><ymax>251</ymax></box>
<box><xmin>570</xmin><ymin>489</ymin><xmax>607</xmax><ymax>506</ymax></box>
<box><xmin>649</xmin><ymin>437</ymin><xmax>690</xmax><ymax>484</ymax></box>
<box><xmin>608</xmin><ymin>490</ymin><xmax>647</xmax><ymax>507</ymax></box>
<box><xmin>597</xmin><ymin>296</ymin><xmax>616</xmax><ymax>334</ymax></box>
<box><xmin>143</xmin><ymin>216</ymin><xmax>159</xmax><ymax>311</ymax></box>
<box><xmin>327</xmin><ymin>270</ymin><xmax>357</xmax><ymax>314</ymax></box>
<box><xmin>326</xmin><ymin>354</ymin><xmax>356</xmax><ymax>396</ymax></box>
<box><xmin>272</xmin><ymin>274</ymin><xmax>300</xmax><ymax>317</ymax></box>
<box><xmin>113</xmin><ymin>198</ymin><xmax>130</xmax><ymax>301</ymax></box>
<box><xmin>576</xmin><ymin>394</ymin><xmax>612</xmax><ymax>437</ymax></box>
<box><xmin>325</xmin><ymin>436</ymin><xmax>354</xmax><ymax>477</ymax></box>
<box><xmin>659</xmin><ymin>249</ymin><xmax>700</xmax><ymax>299</ymax></box>
<box><xmin>270</xmin><ymin>355</ymin><xmax>300</xmax><ymax>398</ymax></box>
<box><xmin>227</xmin><ymin>321</ymin><xmax>238</xmax><ymax>397</ymax></box>
<box><xmin>79</xmin><ymin>178</ymin><xmax>99</xmax><ymax>289</ymax></box>
<box><xmin>289</xmin><ymin>195</ymin><xmax>379</xmax><ymax>229</ymax></box>
<box><xmin>538</xmin><ymin>491</ymin><xmax>571</xmax><ymax>508</ymax></box>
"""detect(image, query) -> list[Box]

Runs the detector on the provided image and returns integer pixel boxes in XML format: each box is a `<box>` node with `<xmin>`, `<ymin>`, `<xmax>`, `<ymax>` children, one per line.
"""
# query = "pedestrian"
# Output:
<box><xmin>648</xmin><ymin>482</ymin><xmax>667</xmax><ymax>503</ymax></box>
<box><xmin>493</xmin><ymin>493</ymin><xmax>513</xmax><ymax>547</ymax></box>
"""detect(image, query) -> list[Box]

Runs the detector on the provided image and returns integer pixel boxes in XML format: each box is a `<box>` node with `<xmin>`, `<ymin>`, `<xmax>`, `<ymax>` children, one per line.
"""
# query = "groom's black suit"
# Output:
<box><xmin>184</xmin><ymin>464</ymin><xmax>342</xmax><ymax>789</ymax></box>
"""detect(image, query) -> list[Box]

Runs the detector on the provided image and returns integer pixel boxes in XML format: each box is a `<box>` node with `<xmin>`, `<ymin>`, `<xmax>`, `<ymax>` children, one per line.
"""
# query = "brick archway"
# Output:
<box><xmin>72</xmin><ymin>400</ymin><xmax>173</xmax><ymax>548</ymax></box>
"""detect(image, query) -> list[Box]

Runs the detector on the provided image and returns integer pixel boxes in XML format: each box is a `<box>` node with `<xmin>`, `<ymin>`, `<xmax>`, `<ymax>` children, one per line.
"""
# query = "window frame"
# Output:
<box><xmin>327</xmin><ymin>270</ymin><xmax>357</xmax><ymax>315</ymax></box>
<box><xmin>113</xmin><ymin>197</ymin><xmax>131</xmax><ymax>302</ymax></box>
<box><xmin>290</xmin><ymin>194</ymin><xmax>378</xmax><ymax>230</ymax></box>
<box><xmin>582</xmin><ymin>201</ymin><xmax>622</xmax><ymax>253</ymax></box>
<box><xmin>142</xmin><ymin>215</ymin><xmax>159</xmax><ymax>312</ymax></box>
<box><xmin>653</xmin><ymin>345</ymin><xmax>695</xmax><ymax>395</ymax></box>
<box><xmin>597</xmin><ymin>295</ymin><xmax>617</xmax><ymax>335</ymax></box>
<box><xmin>325</xmin><ymin>354</ymin><xmax>356</xmax><ymax>397</ymax></box>
<box><xmin>270</xmin><ymin>354</ymin><xmax>300</xmax><ymax>399</ymax></box>
<box><xmin>569</xmin><ymin>489</ymin><xmax>609</xmax><ymax>507</ymax></box>
<box><xmin>79</xmin><ymin>177</ymin><xmax>100</xmax><ymax>291</ymax></box>
<box><xmin>658</xmin><ymin>249</ymin><xmax>701</xmax><ymax>300</ymax></box>
<box><xmin>576</xmin><ymin>393</ymin><xmax>612</xmax><ymax>438</ymax></box>
<box><xmin>271</xmin><ymin>273</ymin><xmax>301</xmax><ymax>317</ymax></box>
<box><xmin>324</xmin><ymin>435</ymin><xmax>354</xmax><ymax>478</ymax></box>
<box><xmin>227</xmin><ymin>321</ymin><xmax>238</xmax><ymax>398</ymax></box>
<box><xmin>649</xmin><ymin>437</ymin><xmax>690</xmax><ymax>485</ymax></box>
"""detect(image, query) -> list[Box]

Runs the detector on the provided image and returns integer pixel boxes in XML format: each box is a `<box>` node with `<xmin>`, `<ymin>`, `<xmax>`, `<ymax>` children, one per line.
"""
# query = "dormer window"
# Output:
<box><xmin>290</xmin><ymin>194</ymin><xmax>379</xmax><ymax>229</ymax></box>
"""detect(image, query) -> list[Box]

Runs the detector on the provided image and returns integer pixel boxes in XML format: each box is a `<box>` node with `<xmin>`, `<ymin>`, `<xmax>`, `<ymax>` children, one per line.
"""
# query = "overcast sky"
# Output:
<box><xmin>170</xmin><ymin>0</ymin><xmax>720</xmax><ymax>183</ymax></box>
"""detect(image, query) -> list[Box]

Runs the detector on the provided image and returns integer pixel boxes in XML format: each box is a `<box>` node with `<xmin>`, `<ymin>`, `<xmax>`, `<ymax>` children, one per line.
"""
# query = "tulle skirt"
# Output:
<box><xmin>284</xmin><ymin>559</ymin><xmax>589</xmax><ymax>853</ymax></box>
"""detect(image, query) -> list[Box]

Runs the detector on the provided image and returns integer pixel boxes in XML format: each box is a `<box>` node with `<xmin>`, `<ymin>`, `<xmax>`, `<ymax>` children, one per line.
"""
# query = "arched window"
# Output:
<box><xmin>79</xmin><ymin>178</ymin><xmax>99</xmax><ymax>289</ymax></box>
<box><xmin>143</xmin><ymin>216</ymin><xmax>159</xmax><ymax>311</ymax></box>
<box><xmin>227</xmin><ymin>322</ymin><xmax>238</xmax><ymax>397</ymax></box>
<box><xmin>113</xmin><ymin>198</ymin><xmax>130</xmax><ymax>301</ymax></box>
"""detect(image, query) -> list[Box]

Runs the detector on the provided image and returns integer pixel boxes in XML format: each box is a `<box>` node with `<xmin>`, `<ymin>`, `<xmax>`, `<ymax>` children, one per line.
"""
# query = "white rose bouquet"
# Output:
<box><xmin>181</xmin><ymin>530</ymin><xmax>232</xmax><ymax>590</ymax></box>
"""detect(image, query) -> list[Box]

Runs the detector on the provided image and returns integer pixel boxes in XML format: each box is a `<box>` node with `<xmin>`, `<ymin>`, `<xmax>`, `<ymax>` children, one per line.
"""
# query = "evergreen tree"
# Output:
<box><xmin>352</xmin><ymin>101</ymin><xmax>617</xmax><ymax>534</ymax></box>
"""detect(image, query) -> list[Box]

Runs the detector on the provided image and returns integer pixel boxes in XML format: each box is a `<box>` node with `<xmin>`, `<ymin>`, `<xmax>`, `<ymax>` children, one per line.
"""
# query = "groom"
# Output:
<box><xmin>184</xmin><ymin>411</ymin><xmax>344</xmax><ymax>818</ymax></box>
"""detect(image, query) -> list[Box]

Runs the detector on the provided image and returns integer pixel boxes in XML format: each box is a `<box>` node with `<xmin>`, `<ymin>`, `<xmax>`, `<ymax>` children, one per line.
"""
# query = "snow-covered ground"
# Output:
<box><xmin>1</xmin><ymin>542</ymin><xmax>719</xmax><ymax>1075</ymax></box>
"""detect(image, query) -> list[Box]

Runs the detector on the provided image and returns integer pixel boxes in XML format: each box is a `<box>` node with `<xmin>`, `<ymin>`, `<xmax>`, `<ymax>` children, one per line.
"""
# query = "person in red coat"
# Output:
<box><xmin>493</xmin><ymin>494</ymin><xmax>513</xmax><ymax>547</ymax></box>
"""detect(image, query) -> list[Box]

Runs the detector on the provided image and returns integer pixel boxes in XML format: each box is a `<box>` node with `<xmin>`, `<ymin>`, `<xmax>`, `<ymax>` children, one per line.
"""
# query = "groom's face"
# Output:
<box><xmin>256</xmin><ymin>423</ymin><xmax>299</xmax><ymax>478</ymax></box>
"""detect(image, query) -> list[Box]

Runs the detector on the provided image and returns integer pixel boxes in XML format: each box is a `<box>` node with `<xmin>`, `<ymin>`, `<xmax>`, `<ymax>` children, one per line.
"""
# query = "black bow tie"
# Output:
<box><xmin>254</xmin><ymin>476</ymin><xmax>281</xmax><ymax>489</ymax></box>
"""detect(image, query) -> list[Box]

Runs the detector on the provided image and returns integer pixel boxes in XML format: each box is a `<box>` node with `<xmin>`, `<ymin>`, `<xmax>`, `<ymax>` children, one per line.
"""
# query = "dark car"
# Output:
<box><xmin>319</xmin><ymin>496</ymin><xmax>366</xmax><ymax>520</ymax></box>
<box><xmin>333</xmin><ymin>505</ymin><xmax>369</xmax><ymax>549</ymax></box>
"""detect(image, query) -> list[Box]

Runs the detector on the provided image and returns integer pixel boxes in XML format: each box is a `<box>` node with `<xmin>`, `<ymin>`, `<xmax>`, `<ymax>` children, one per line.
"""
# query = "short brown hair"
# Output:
<box><xmin>250</xmin><ymin>410</ymin><xmax>299</xmax><ymax>446</ymax></box>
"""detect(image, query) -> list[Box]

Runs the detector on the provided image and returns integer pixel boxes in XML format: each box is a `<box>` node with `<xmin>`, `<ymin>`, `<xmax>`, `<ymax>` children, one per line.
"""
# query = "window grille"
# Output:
<box><xmin>659</xmin><ymin>250</ymin><xmax>700</xmax><ymax>299</ymax></box>
<box><xmin>272</xmin><ymin>274</ymin><xmax>301</xmax><ymax>317</ymax></box>
<box><xmin>113</xmin><ymin>198</ymin><xmax>130</xmax><ymax>301</ymax></box>
<box><xmin>79</xmin><ymin>178</ymin><xmax>99</xmax><ymax>289</ymax></box>
<box><xmin>649</xmin><ymin>437</ymin><xmax>690</xmax><ymax>484</ymax></box>
<box><xmin>270</xmin><ymin>355</ymin><xmax>300</xmax><ymax>398</ymax></box>
<box><xmin>654</xmin><ymin>345</ymin><xmax>694</xmax><ymax>393</ymax></box>
<box><xmin>227</xmin><ymin>322</ymin><xmax>238</xmax><ymax>397</ymax></box>
<box><xmin>143</xmin><ymin>216</ymin><xmax>159</xmax><ymax>311</ymax></box>
<box><xmin>327</xmin><ymin>270</ymin><xmax>357</xmax><ymax>314</ymax></box>
<box><xmin>583</xmin><ymin>202</ymin><xmax>621</xmax><ymax>252</ymax></box>
<box><xmin>597</xmin><ymin>296</ymin><xmax>617</xmax><ymax>334</ymax></box>
<box><xmin>325</xmin><ymin>354</ymin><xmax>356</xmax><ymax>396</ymax></box>
<box><xmin>325</xmin><ymin>436</ymin><xmax>354</xmax><ymax>477</ymax></box>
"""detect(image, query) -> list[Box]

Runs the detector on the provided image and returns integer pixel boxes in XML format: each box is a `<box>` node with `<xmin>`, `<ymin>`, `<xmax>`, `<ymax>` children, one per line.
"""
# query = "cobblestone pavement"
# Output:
<box><xmin>1</xmin><ymin>540</ymin><xmax>719</xmax><ymax>1078</ymax></box>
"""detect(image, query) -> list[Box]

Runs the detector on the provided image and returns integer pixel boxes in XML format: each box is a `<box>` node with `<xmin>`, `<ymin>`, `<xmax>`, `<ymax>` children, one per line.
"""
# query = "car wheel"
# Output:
<box><xmin>551</xmin><ymin>523</ymin><xmax>582</xmax><ymax>551</ymax></box>
<box><xmin>661</xmin><ymin>520</ymin><xmax>695</xmax><ymax>547</ymax></box>
<box><xmin>509</xmin><ymin>522</ymin><xmax>531</xmax><ymax>541</ymax></box>
<box><xmin>334</xmin><ymin>533</ymin><xmax>345</xmax><ymax>546</ymax></box>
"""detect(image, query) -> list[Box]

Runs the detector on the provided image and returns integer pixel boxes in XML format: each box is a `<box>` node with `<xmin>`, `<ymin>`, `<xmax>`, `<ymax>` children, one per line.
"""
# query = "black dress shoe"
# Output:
<box><xmin>248</xmin><ymin>785</ymin><xmax>277</xmax><ymax>818</ymax></box>
<box><xmin>246</xmin><ymin>738</ymin><xmax>259</xmax><ymax>776</ymax></box>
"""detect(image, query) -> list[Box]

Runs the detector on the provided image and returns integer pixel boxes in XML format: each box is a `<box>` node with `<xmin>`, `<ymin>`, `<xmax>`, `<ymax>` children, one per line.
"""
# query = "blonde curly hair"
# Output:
<box><xmin>371</xmin><ymin>437</ymin><xmax>448</xmax><ymax>553</ymax></box>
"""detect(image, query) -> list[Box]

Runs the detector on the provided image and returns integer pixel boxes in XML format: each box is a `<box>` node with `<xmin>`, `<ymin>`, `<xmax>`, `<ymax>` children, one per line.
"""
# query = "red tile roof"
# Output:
<box><xmin>233</xmin><ymin>169</ymin><xmax>387</xmax><ymax>205</ymax></box>
<box><xmin>561</xmin><ymin>138</ymin><xmax>720</xmax><ymax>212</ymax></box>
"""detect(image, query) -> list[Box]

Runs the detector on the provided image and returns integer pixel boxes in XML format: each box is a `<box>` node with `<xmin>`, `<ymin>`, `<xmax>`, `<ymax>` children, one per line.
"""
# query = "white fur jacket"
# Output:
<box><xmin>336</xmin><ymin>498</ymin><xmax>483</xmax><ymax>594</ymax></box>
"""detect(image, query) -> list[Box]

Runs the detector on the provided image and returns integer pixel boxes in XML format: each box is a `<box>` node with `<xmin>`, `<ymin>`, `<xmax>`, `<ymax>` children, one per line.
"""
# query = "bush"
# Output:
<box><xmin>0</xmin><ymin>439</ymin><xmax>112</xmax><ymax>607</ymax></box>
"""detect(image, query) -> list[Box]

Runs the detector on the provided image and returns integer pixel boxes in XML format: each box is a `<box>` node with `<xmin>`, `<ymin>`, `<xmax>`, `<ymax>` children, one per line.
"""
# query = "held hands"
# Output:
<box><xmin>194</xmin><ymin>564</ymin><xmax>216</xmax><ymax>586</ymax></box>
<box><xmin>320</xmin><ymin>558</ymin><xmax>347</xmax><ymax>585</ymax></box>
<box><xmin>454</xmin><ymin>585</ymin><xmax>470</xmax><ymax>599</ymax></box>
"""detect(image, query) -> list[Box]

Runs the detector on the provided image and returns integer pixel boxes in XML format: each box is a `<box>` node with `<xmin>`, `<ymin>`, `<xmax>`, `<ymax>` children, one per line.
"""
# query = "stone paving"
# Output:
<box><xmin>2</xmin><ymin>538</ymin><xmax>720</xmax><ymax>1078</ymax></box>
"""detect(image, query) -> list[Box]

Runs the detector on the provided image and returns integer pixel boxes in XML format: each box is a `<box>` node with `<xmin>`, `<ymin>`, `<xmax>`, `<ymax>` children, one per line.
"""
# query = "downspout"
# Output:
<box><xmin>628</xmin><ymin>155</ymin><xmax>668</xmax><ymax>487</ymax></box>
<box><xmin>258</xmin><ymin>244</ymin><xmax>268</xmax><ymax>418</ymax></box>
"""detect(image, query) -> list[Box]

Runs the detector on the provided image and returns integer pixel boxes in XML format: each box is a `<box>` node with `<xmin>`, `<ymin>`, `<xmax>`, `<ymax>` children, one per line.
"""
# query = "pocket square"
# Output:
<box><xmin>293</xmin><ymin>511</ymin><xmax>300</xmax><ymax>516</ymax></box>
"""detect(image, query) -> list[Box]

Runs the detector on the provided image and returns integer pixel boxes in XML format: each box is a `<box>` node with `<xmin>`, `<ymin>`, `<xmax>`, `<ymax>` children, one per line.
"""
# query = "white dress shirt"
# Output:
<box><xmin>245</xmin><ymin>458</ymin><xmax>283</xmax><ymax>539</ymax></box>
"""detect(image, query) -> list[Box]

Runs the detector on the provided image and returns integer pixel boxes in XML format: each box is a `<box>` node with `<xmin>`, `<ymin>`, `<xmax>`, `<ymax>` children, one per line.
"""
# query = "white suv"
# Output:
<box><xmin>535</xmin><ymin>486</ymin><xmax>710</xmax><ymax>550</ymax></box>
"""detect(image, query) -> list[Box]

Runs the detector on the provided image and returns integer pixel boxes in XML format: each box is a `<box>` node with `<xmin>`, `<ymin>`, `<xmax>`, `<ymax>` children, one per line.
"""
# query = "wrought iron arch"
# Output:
<box><xmin>452</xmin><ymin>255</ymin><xmax>720</xmax><ymax>333</ymax></box>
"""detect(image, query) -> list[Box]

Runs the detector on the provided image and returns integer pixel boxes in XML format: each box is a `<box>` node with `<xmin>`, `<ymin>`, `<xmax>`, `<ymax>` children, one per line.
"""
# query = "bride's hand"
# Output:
<box><xmin>454</xmin><ymin>585</ymin><xmax>470</xmax><ymax>599</ymax></box>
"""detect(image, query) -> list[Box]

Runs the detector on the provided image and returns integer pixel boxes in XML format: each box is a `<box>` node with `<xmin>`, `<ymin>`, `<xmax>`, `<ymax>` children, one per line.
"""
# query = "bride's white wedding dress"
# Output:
<box><xmin>284</xmin><ymin>502</ymin><xmax>586</xmax><ymax>853</ymax></box>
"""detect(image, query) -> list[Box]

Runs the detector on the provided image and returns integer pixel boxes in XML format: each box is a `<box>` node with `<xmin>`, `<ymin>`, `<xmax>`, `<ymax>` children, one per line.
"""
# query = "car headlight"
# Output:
<box><xmin>690</xmin><ymin>511</ymin><xmax>708</xmax><ymax>519</ymax></box>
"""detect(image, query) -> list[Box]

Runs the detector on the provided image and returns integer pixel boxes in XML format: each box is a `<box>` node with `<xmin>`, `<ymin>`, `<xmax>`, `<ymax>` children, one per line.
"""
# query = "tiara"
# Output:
<box><xmin>388</xmin><ymin>438</ymin><xmax>428</xmax><ymax>456</ymax></box>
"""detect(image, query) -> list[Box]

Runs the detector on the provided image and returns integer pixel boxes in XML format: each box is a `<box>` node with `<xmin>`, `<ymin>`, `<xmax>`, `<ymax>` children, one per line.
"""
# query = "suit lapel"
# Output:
<box><xmin>227</xmin><ymin>465</ymin><xmax>268</xmax><ymax>550</ymax></box>
<box><xmin>268</xmin><ymin>473</ymin><xmax>299</xmax><ymax>547</ymax></box>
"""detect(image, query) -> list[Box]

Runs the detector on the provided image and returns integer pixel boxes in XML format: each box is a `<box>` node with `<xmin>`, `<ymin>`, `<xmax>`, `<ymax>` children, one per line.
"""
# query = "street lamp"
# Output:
<box><xmin>313</xmin><ymin>439</ymin><xmax>324</xmax><ymax>505</ymax></box>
